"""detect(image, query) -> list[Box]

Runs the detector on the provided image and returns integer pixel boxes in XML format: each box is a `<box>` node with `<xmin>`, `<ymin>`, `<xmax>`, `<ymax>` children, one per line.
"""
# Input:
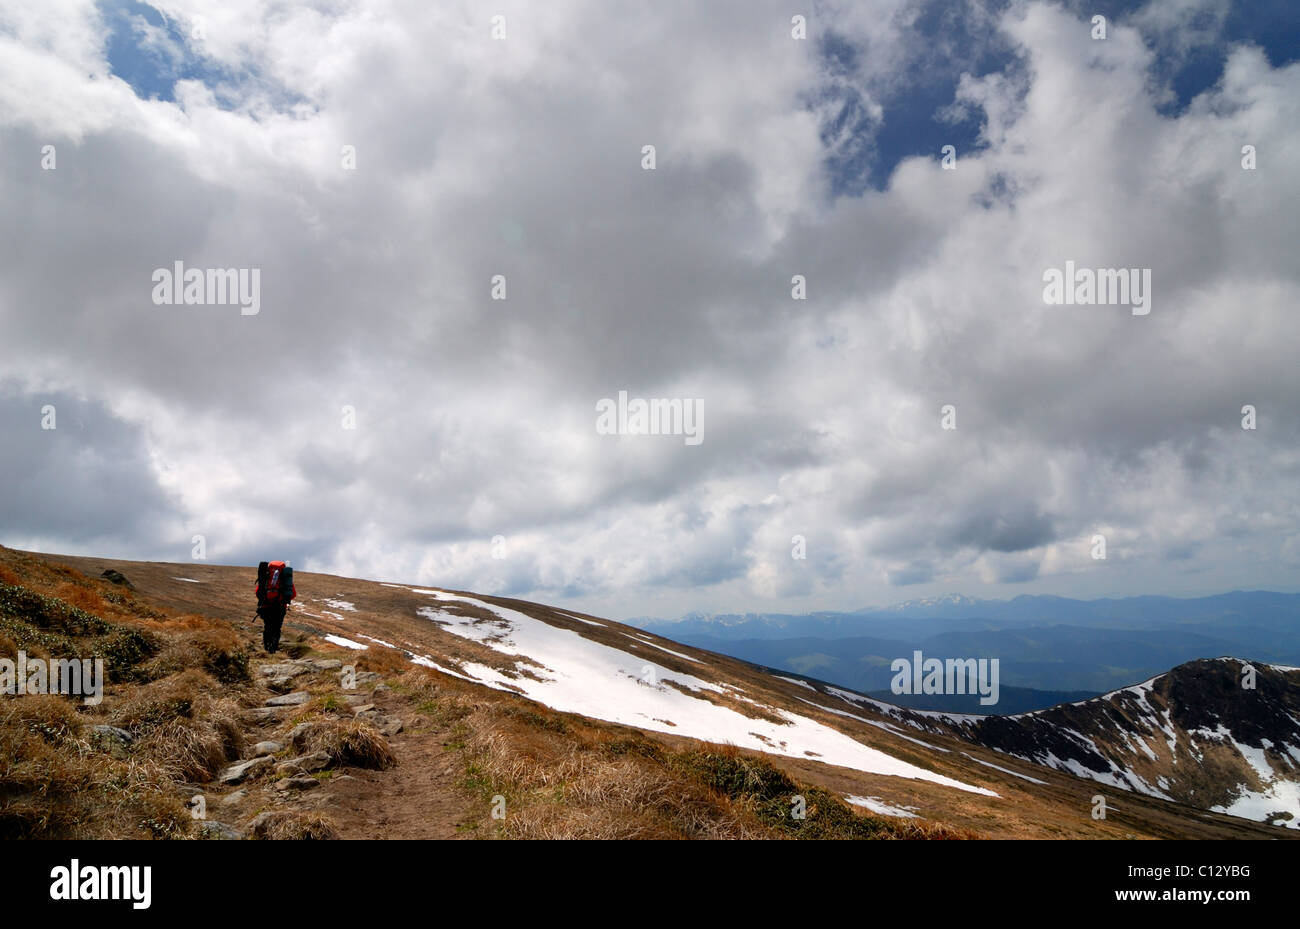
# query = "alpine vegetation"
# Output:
<box><xmin>1042</xmin><ymin>262</ymin><xmax>1152</xmax><ymax>315</ymax></box>
<box><xmin>596</xmin><ymin>391</ymin><xmax>704</xmax><ymax>445</ymax></box>
<box><xmin>150</xmin><ymin>262</ymin><xmax>261</xmax><ymax>316</ymax></box>
<box><xmin>890</xmin><ymin>651</ymin><xmax>1000</xmax><ymax>707</ymax></box>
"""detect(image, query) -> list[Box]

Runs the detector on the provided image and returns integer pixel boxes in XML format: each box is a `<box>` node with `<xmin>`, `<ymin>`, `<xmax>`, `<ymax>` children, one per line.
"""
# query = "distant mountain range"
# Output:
<box><xmin>632</xmin><ymin>591</ymin><xmax>1300</xmax><ymax>712</ymax></box>
<box><xmin>852</xmin><ymin>658</ymin><xmax>1300</xmax><ymax>830</ymax></box>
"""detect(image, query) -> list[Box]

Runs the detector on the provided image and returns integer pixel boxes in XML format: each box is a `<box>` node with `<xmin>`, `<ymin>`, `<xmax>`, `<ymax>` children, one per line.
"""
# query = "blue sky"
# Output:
<box><xmin>101</xmin><ymin>0</ymin><xmax>215</xmax><ymax>101</ymax></box>
<box><xmin>807</xmin><ymin>0</ymin><xmax>1299</xmax><ymax>196</ymax></box>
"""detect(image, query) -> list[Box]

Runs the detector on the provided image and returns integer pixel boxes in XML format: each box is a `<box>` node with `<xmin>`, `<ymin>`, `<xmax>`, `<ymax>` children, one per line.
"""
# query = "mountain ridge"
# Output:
<box><xmin>5</xmin><ymin>547</ymin><xmax>1296</xmax><ymax>838</ymax></box>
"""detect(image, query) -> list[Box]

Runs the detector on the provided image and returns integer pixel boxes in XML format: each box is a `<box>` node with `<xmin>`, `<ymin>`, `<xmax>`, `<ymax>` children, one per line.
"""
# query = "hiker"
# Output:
<box><xmin>254</xmin><ymin>560</ymin><xmax>296</xmax><ymax>653</ymax></box>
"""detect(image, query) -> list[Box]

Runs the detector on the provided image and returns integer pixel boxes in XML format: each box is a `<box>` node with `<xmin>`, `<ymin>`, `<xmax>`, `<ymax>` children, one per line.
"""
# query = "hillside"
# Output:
<box><xmin>1</xmin><ymin>546</ymin><xmax>1293</xmax><ymax>839</ymax></box>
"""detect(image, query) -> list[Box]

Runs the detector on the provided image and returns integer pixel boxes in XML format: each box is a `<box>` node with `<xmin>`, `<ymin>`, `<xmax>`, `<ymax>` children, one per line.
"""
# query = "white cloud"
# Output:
<box><xmin>1</xmin><ymin>0</ymin><xmax>1297</xmax><ymax>618</ymax></box>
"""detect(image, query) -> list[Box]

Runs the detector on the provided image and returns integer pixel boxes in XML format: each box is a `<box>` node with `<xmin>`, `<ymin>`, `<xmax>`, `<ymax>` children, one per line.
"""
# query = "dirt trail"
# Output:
<box><xmin>219</xmin><ymin>620</ymin><xmax>483</xmax><ymax>839</ymax></box>
<box><xmin>307</xmin><ymin>677</ymin><xmax>475</xmax><ymax>840</ymax></box>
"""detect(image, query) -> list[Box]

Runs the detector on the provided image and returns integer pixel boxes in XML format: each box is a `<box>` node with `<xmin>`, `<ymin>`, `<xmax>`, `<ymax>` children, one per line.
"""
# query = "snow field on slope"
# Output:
<box><xmin>410</xmin><ymin>590</ymin><xmax>996</xmax><ymax>796</ymax></box>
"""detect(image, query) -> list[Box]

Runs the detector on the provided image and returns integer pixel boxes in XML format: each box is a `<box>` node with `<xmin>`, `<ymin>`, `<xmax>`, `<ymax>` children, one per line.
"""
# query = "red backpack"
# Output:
<box><xmin>256</xmin><ymin>561</ymin><xmax>296</xmax><ymax>606</ymax></box>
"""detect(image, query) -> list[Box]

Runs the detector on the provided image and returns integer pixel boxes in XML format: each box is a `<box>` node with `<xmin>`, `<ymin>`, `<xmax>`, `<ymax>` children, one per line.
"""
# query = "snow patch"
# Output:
<box><xmin>777</xmin><ymin>676</ymin><xmax>817</xmax><ymax>691</ymax></box>
<box><xmin>845</xmin><ymin>795</ymin><xmax>919</xmax><ymax>818</ymax></box>
<box><xmin>960</xmin><ymin>752</ymin><xmax>1048</xmax><ymax>785</ymax></box>
<box><xmin>323</xmin><ymin>634</ymin><xmax>368</xmax><ymax>651</ymax></box>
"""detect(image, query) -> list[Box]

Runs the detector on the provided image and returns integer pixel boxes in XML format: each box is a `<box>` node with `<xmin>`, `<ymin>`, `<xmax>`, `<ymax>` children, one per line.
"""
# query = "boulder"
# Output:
<box><xmin>100</xmin><ymin>569</ymin><xmax>134</xmax><ymax>589</ymax></box>
<box><xmin>250</xmin><ymin>740</ymin><xmax>284</xmax><ymax>756</ymax></box>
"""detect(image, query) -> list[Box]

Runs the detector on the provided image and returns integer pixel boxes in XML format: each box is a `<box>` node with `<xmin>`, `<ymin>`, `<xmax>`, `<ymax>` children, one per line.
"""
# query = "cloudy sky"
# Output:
<box><xmin>2</xmin><ymin>0</ymin><xmax>1297</xmax><ymax>620</ymax></box>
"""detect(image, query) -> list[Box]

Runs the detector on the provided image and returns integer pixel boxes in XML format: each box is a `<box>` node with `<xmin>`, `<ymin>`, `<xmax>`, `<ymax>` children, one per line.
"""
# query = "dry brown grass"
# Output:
<box><xmin>352</xmin><ymin>644</ymin><xmax>414</xmax><ymax>676</ymax></box>
<box><xmin>52</xmin><ymin>583</ymin><xmax>108</xmax><ymax>617</ymax></box>
<box><xmin>136</xmin><ymin>713</ymin><xmax>244</xmax><ymax>782</ymax></box>
<box><xmin>438</xmin><ymin>688</ymin><xmax>981</xmax><ymax>841</ymax></box>
<box><xmin>249</xmin><ymin>810</ymin><xmax>338</xmax><ymax>840</ymax></box>
<box><xmin>111</xmin><ymin>669</ymin><xmax>246</xmax><ymax>782</ymax></box>
<box><xmin>0</xmin><ymin>695</ymin><xmax>193</xmax><ymax>839</ymax></box>
<box><xmin>114</xmin><ymin>668</ymin><xmax>209</xmax><ymax>730</ymax></box>
<box><xmin>454</xmin><ymin>701</ymin><xmax>779</xmax><ymax>839</ymax></box>
<box><xmin>0</xmin><ymin>554</ymin><xmax>217</xmax><ymax>837</ymax></box>
<box><xmin>143</xmin><ymin>624</ymin><xmax>250</xmax><ymax>683</ymax></box>
<box><xmin>295</xmin><ymin>718</ymin><xmax>397</xmax><ymax>770</ymax></box>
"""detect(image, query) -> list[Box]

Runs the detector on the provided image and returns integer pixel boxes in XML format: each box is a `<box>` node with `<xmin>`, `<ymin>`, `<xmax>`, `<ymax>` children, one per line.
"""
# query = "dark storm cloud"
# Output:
<box><xmin>0</xmin><ymin>383</ymin><xmax>180</xmax><ymax>544</ymax></box>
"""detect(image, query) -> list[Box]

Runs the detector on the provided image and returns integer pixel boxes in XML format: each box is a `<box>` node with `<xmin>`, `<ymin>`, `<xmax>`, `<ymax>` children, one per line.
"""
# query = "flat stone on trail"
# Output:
<box><xmin>259</xmin><ymin>663</ymin><xmax>307</xmax><ymax>678</ymax></box>
<box><xmin>265</xmin><ymin>691</ymin><xmax>310</xmax><ymax>706</ymax></box>
<box><xmin>250</xmin><ymin>741</ymin><xmax>284</xmax><ymax>756</ymax></box>
<box><xmin>356</xmin><ymin>709</ymin><xmax>403</xmax><ymax>737</ymax></box>
<box><xmin>244</xmin><ymin>706</ymin><xmax>294</xmax><ymax>723</ymax></box>
<box><xmin>275</xmin><ymin>775</ymin><xmax>321</xmax><ymax>792</ymax></box>
<box><xmin>286</xmin><ymin>750</ymin><xmax>332</xmax><ymax>773</ymax></box>
<box><xmin>313</xmin><ymin>659</ymin><xmax>343</xmax><ymax>671</ymax></box>
<box><xmin>219</xmin><ymin>756</ymin><xmax>273</xmax><ymax>785</ymax></box>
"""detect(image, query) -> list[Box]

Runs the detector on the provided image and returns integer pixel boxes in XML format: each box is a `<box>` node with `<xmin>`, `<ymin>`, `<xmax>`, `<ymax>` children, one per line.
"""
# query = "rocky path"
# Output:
<box><xmin>191</xmin><ymin>644</ymin><xmax>480</xmax><ymax>839</ymax></box>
